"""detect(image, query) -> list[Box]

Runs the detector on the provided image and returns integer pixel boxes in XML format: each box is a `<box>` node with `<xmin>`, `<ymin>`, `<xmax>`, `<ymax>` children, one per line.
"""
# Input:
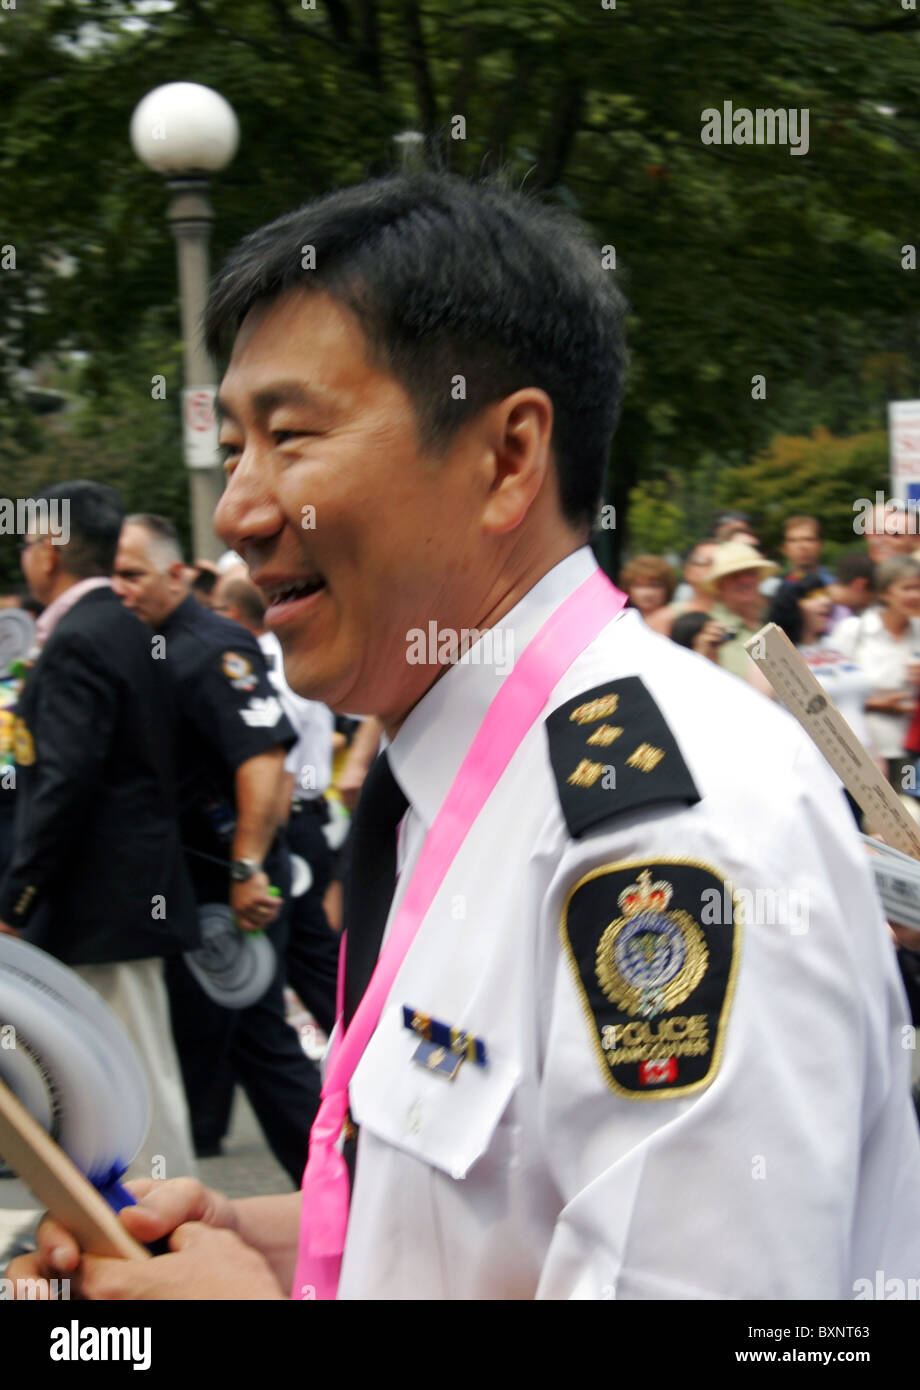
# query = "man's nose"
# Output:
<box><xmin>214</xmin><ymin>452</ymin><xmax>284</xmax><ymax>551</ymax></box>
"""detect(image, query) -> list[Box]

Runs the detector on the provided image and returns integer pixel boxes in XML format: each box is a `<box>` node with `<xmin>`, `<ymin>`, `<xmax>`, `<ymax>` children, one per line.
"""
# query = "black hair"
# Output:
<box><xmin>671</xmin><ymin>610</ymin><xmax>711</xmax><ymax>650</ymax></box>
<box><xmin>36</xmin><ymin>480</ymin><xmax>124</xmax><ymax>577</ymax></box>
<box><xmin>191</xmin><ymin>567</ymin><xmax>217</xmax><ymax>598</ymax></box>
<box><xmin>204</xmin><ymin>172</ymin><xmax>627</xmax><ymax>530</ymax></box>
<box><xmin>767</xmin><ymin>572</ymin><xmax>829</xmax><ymax>647</ymax></box>
<box><xmin>835</xmin><ymin>553</ymin><xmax>874</xmax><ymax>587</ymax></box>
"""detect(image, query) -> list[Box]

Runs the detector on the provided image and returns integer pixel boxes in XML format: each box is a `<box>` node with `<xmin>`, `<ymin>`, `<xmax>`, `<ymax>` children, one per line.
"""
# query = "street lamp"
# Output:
<box><xmin>393</xmin><ymin>130</ymin><xmax>426</xmax><ymax>171</ymax></box>
<box><xmin>130</xmin><ymin>82</ymin><xmax>239</xmax><ymax>560</ymax></box>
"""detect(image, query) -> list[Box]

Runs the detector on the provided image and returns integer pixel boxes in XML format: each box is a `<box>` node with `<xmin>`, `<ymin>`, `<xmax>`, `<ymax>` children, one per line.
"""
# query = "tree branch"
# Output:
<box><xmin>401</xmin><ymin>0</ymin><xmax>437</xmax><ymax>127</ymax></box>
<box><xmin>318</xmin><ymin>0</ymin><xmax>353</xmax><ymax>46</ymax></box>
<box><xmin>448</xmin><ymin>24</ymin><xmax>480</xmax><ymax>118</ymax></box>
<box><xmin>535</xmin><ymin>74</ymin><xmax>584</xmax><ymax>189</ymax></box>
<box><xmin>828</xmin><ymin>15</ymin><xmax>919</xmax><ymax>33</ymax></box>
<box><xmin>354</xmin><ymin>0</ymin><xmax>383</xmax><ymax>84</ymax></box>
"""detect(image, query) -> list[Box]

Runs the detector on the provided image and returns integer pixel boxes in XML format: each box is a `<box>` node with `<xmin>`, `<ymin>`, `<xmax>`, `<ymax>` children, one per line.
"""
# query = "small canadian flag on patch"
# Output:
<box><xmin>639</xmin><ymin>1058</ymin><xmax>677</xmax><ymax>1086</ymax></box>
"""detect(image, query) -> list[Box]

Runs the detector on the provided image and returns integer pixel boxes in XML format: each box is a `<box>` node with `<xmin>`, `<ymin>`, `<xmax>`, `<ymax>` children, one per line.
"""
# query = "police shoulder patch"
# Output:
<box><xmin>221</xmin><ymin>650</ymin><xmax>258</xmax><ymax>692</ymax></box>
<box><xmin>560</xmin><ymin>858</ymin><xmax>741</xmax><ymax>1100</ymax></box>
<box><xmin>545</xmin><ymin>676</ymin><xmax>699</xmax><ymax>838</ymax></box>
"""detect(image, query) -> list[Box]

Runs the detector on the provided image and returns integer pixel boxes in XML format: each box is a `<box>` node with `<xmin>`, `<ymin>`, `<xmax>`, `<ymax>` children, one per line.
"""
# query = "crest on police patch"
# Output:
<box><xmin>221</xmin><ymin>651</ymin><xmax>257</xmax><ymax>692</ymax></box>
<box><xmin>596</xmin><ymin>870</ymin><xmax>709</xmax><ymax>1020</ymax></box>
<box><xmin>561</xmin><ymin>858</ymin><xmax>740</xmax><ymax>1100</ymax></box>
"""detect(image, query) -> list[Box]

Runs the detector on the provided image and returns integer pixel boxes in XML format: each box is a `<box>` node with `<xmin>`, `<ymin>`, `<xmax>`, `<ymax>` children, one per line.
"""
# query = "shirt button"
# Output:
<box><xmin>407</xmin><ymin>1102</ymin><xmax>424</xmax><ymax>1135</ymax></box>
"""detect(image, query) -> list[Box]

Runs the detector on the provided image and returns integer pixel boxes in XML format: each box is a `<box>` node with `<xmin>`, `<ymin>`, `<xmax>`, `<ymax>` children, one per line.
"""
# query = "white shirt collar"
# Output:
<box><xmin>387</xmin><ymin>546</ymin><xmax>601</xmax><ymax>828</ymax></box>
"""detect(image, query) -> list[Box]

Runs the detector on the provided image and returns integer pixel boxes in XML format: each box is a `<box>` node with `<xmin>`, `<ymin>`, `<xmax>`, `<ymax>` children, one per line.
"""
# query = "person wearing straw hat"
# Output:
<box><xmin>704</xmin><ymin>540</ymin><xmax>780</xmax><ymax>680</ymax></box>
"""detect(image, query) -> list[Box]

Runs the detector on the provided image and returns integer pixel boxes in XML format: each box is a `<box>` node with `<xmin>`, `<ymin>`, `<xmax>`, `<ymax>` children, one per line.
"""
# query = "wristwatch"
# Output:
<box><xmin>230</xmin><ymin>858</ymin><xmax>263</xmax><ymax>883</ymax></box>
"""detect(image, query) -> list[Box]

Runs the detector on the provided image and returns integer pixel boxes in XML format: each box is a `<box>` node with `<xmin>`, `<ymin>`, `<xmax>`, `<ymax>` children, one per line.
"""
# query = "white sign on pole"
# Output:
<box><xmin>183</xmin><ymin>387</ymin><xmax>220</xmax><ymax>470</ymax></box>
<box><xmin>888</xmin><ymin>400</ymin><xmax>920</xmax><ymax>504</ymax></box>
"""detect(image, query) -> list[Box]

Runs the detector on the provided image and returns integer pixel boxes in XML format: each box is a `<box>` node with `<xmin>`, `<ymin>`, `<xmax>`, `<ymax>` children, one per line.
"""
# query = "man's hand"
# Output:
<box><xmin>77</xmin><ymin>1223</ymin><xmax>286</xmax><ymax>1300</ymax></box>
<box><xmin>867</xmin><ymin>690</ymin><xmax>915</xmax><ymax>713</ymax></box>
<box><xmin>692</xmin><ymin>621</ymin><xmax>728</xmax><ymax>663</ymax></box>
<box><xmin>231</xmin><ymin>871</ymin><xmax>282</xmax><ymax>932</ymax></box>
<box><xmin>0</xmin><ymin>920</ymin><xmax>18</xmax><ymax>936</ymax></box>
<box><xmin>4</xmin><ymin>1177</ymin><xmax>245</xmax><ymax>1297</ymax></box>
<box><xmin>889</xmin><ymin>919</ymin><xmax>920</xmax><ymax>954</ymax></box>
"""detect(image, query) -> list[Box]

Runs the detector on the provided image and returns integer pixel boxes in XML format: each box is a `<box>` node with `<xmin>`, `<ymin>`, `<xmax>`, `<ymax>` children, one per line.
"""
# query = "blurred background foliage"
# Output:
<box><xmin>1</xmin><ymin>0</ymin><xmax>919</xmax><ymax>585</ymax></box>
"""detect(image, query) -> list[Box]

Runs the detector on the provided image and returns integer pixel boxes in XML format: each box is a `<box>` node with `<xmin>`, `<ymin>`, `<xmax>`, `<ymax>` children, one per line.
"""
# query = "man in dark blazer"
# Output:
<box><xmin>0</xmin><ymin>481</ymin><xmax>200</xmax><ymax>1180</ymax></box>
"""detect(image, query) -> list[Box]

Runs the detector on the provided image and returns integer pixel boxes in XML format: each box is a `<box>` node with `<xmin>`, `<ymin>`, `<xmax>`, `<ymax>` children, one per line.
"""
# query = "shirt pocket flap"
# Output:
<box><xmin>349</xmin><ymin>1003</ymin><xmax>520</xmax><ymax>1180</ymax></box>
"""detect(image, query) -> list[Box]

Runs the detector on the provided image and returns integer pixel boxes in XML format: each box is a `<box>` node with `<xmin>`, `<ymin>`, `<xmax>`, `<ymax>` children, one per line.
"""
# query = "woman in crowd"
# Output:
<box><xmin>833</xmin><ymin>556</ymin><xmax>920</xmax><ymax>786</ymax></box>
<box><xmin>619</xmin><ymin>554</ymin><xmax>677</xmax><ymax>626</ymax></box>
<box><xmin>767</xmin><ymin>573</ymin><xmax>876</xmax><ymax>753</ymax></box>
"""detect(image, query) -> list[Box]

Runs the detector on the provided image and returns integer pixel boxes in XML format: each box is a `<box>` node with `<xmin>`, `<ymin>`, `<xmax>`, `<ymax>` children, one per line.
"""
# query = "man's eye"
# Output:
<box><xmin>273</xmin><ymin>430</ymin><xmax>315</xmax><ymax>445</ymax></box>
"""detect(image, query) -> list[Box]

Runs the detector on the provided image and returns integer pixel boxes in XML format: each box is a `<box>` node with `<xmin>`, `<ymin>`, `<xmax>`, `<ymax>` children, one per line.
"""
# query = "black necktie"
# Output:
<box><xmin>342</xmin><ymin>751</ymin><xmax>409</xmax><ymax>1029</ymax></box>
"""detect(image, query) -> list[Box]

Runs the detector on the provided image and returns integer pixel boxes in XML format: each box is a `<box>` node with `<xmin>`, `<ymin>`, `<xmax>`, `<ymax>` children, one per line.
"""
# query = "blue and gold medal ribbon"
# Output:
<box><xmin>402</xmin><ymin>1006</ymin><xmax>487</xmax><ymax>1066</ymax></box>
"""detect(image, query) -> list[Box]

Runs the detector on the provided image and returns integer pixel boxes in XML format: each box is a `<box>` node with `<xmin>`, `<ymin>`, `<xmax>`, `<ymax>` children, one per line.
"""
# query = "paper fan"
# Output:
<box><xmin>0</xmin><ymin>934</ymin><xmax>150</xmax><ymax>1190</ymax></box>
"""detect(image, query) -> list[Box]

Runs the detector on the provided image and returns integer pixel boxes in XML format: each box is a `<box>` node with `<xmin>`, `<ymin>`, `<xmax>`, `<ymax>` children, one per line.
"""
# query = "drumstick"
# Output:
<box><xmin>744</xmin><ymin>622</ymin><xmax>920</xmax><ymax>859</ymax></box>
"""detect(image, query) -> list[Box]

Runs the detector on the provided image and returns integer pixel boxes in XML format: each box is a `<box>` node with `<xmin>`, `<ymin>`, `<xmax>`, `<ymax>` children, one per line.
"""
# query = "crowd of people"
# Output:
<box><xmin>619</xmin><ymin>504</ymin><xmax>920</xmax><ymax>1031</ymax></box>
<box><xmin>3</xmin><ymin>488</ymin><xmax>919</xmax><ymax>1194</ymax></box>
<box><xmin>0</xmin><ymin>484</ymin><xmax>379</xmax><ymax>1190</ymax></box>
<box><xmin>1</xmin><ymin>170</ymin><xmax>918</xmax><ymax>1301</ymax></box>
<box><xmin>620</xmin><ymin>505</ymin><xmax>920</xmax><ymax>796</ymax></box>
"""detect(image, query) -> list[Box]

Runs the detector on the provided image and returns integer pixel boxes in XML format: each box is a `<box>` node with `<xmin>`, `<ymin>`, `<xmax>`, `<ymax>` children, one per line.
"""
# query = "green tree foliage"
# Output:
<box><xmin>1</xmin><ymin>0</ymin><xmax>919</xmax><ymax>569</ymax></box>
<box><xmin>623</xmin><ymin>479</ymin><xmax>687</xmax><ymax>559</ymax></box>
<box><xmin>714</xmin><ymin>427</ymin><xmax>890</xmax><ymax>557</ymax></box>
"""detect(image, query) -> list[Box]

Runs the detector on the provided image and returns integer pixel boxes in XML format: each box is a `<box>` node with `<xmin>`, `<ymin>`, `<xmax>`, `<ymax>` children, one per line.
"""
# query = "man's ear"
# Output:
<box><xmin>480</xmin><ymin>388</ymin><xmax>555</xmax><ymax>537</ymax></box>
<box><xmin>43</xmin><ymin>539</ymin><xmax>63</xmax><ymax>582</ymax></box>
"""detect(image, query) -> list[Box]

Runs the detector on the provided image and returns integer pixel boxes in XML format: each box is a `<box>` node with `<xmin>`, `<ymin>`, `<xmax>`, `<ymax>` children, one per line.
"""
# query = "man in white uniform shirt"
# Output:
<box><xmin>11</xmin><ymin>171</ymin><xmax>920</xmax><ymax>1301</ymax></box>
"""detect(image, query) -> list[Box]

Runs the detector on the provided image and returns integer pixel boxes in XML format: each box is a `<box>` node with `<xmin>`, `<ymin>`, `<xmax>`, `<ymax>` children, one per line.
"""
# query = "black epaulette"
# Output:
<box><xmin>545</xmin><ymin>676</ymin><xmax>701</xmax><ymax>838</ymax></box>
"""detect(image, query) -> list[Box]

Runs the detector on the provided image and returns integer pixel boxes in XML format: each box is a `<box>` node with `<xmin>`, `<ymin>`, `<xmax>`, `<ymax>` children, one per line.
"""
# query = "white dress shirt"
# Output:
<box><xmin>833</xmin><ymin>608</ymin><xmax>920</xmax><ymax>758</ymax></box>
<box><xmin>798</xmin><ymin>642</ymin><xmax>875</xmax><ymax>755</ymax></box>
<box><xmin>258</xmin><ymin>630</ymin><xmax>333</xmax><ymax>798</ymax></box>
<box><xmin>340</xmin><ymin>548</ymin><xmax>920</xmax><ymax>1299</ymax></box>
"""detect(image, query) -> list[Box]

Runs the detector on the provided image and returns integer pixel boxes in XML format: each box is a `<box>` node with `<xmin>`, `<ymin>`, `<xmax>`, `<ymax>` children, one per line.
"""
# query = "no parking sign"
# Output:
<box><xmin>889</xmin><ymin>400</ymin><xmax>920</xmax><ymax>508</ymax></box>
<box><xmin>183</xmin><ymin>386</ymin><xmax>220</xmax><ymax>468</ymax></box>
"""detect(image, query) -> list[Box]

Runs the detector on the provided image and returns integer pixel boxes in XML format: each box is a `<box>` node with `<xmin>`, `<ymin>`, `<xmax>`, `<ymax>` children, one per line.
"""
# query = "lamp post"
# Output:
<box><xmin>393</xmin><ymin>130</ymin><xmax>426</xmax><ymax>171</ymax></box>
<box><xmin>130</xmin><ymin>83</ymin><xmax>239</xmax><ymax>560</ymax></box>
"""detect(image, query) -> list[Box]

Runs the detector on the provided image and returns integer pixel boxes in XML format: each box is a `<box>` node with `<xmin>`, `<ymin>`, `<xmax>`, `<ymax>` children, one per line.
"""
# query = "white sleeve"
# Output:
<box><xmin>533</xmin><ymin>741</ymin><xmax>920</xmax><ymax>1300</ymax></box>
<box><xmin>832</xmin><ymin>615</ymin><xmax>859</xmax><ymax>660</ymax></box>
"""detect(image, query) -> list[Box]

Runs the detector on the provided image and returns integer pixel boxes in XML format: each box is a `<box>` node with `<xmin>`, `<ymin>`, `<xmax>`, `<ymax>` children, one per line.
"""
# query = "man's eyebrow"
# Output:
<box><xmin>216</xmin><ymin>382</ymin><xmax>325</xmax><ymax>426</ymax></box>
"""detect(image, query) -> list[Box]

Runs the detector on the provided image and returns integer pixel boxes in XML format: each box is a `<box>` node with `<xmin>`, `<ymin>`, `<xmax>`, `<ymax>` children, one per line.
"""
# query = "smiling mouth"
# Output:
<box><xmin>263</xmin><ymin>576</ymin><xmax>327</xmax><ymax>605</ymax></box>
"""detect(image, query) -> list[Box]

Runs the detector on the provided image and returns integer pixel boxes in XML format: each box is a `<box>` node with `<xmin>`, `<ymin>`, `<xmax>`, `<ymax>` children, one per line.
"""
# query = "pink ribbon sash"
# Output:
<box><xmin>292</xmin><ymin>566</ymin><xmax>627</xmax><ymax>1299</ymax></box>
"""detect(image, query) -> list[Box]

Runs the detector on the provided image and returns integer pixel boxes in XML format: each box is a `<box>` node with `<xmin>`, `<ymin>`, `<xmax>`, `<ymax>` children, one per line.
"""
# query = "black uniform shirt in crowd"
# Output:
<box><xmin>156</xmin><ymin>595</ymin><xmax>296</xmax><ymax>902</ymax></box>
